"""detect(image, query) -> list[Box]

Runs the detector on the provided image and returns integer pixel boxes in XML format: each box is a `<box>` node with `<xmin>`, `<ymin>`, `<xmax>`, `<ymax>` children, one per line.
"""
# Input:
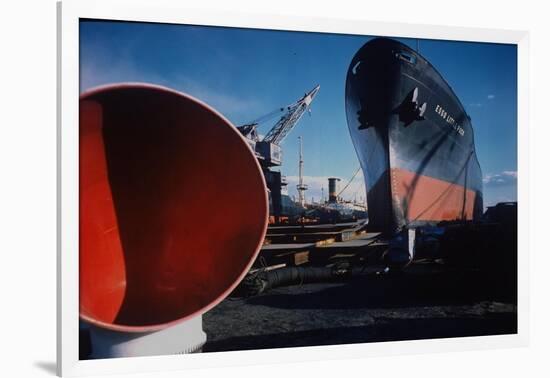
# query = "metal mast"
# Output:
<box><xmin>297</xmin><ymin>136</ymin><xmax>308</xmax><ymax>207</ymax></box>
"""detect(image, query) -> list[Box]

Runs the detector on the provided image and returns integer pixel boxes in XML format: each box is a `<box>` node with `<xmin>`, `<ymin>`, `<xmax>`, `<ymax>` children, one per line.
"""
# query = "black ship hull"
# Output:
<box><xmin>345</xmin><ymin>38</ymin><xmax>483</xmax><ymax>234</ymax></box>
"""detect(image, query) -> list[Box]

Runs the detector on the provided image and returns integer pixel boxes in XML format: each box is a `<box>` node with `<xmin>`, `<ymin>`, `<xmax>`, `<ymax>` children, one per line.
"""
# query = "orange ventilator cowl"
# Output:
<box><xmin>79</xmin><ymin>83</ymin><xmax>268</xmax><ymax>332</ymax></box>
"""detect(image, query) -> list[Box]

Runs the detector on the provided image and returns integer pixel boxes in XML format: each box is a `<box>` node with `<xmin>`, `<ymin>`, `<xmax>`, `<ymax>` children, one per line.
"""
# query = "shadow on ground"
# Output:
<box><xmin>203</xmin><ymin>265</ymin><xmax>517</xmax><ymax>352</ymax></box>
<box><xmin>34</xmin><ymin>361</ymin><xmax>56</xmax><ymax>375</ymax></box>
<box><xmin>204</xmin><ymin>313</ymin><xmax>516</xmax><ymax>352</ymax></box>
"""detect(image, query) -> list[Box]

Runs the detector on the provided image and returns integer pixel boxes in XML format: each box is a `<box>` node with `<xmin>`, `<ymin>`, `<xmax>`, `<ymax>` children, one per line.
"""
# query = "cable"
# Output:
<box><xmin>337</xmin><ymin>167</ymin><xmax>362</xmax><ymax>198</ymax></box>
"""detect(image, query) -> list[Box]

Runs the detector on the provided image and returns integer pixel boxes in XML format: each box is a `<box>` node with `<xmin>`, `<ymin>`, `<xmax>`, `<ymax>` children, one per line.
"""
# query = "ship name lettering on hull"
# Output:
<box><xmin>435</xmin><ymin>104</ymin><xmax>465</xmax><ymax>136</ymax></box>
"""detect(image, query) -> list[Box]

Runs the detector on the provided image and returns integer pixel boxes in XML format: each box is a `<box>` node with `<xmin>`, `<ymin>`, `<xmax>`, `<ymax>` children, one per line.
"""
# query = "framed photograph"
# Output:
<box><xmin>57</xmin><ymin>0</ymin><xmax>529</xmax><ymax>376</ymax></box>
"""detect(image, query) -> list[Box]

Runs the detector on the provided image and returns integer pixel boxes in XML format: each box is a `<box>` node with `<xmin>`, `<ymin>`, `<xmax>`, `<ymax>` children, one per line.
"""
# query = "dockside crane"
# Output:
<box><xmin>238</xmin><ymin>84</ymin><xmax>320</xmax><ymax>167</ymax></box>
<box><xmin>238</xmin><ymin>85</ymin><xmax>320</xmax><ymax>222</ymax></box>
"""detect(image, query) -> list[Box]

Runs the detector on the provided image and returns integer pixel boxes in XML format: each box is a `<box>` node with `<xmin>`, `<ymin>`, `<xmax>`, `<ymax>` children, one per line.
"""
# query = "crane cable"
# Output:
<box><xmin>336</xmin><ymin>167</ymin><xmax>362</xmax><ymax>198</ymax></box>
<box><xmin>249</xmin><ymin>106</ymin><xmax>286</xmax><ymax>126</ymax></box>
<box><xmin>244</xmin><ymin>97</ymin><xmax>300</xmax><ymax>128</ymax></box>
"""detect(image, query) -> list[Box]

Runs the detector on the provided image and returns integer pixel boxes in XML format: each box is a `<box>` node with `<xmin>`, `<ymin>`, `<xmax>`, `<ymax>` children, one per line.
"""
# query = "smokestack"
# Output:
<box><xmin>328</xmin><ymin>177</ymin><xmax>340</xmax><ymax>203</ymax></box>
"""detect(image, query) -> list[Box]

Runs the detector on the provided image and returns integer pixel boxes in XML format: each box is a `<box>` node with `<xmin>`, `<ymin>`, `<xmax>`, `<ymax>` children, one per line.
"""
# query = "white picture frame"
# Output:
<box><xmin>57</xmin><ymin>0</ymin><xmax>529</xmax><ymax>376</ymax></box>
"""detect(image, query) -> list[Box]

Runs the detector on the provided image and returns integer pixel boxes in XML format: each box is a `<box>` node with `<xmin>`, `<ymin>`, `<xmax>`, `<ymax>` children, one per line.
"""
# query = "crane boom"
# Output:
<box><xmin>239</xmin><ymin>84</ymin><xmax>319</xmax><ymax>168</ymax></box>
<box><xmin>262</xmin><ymin>85</ymin><xmax>320</xmax><ymax>145</ymax></box>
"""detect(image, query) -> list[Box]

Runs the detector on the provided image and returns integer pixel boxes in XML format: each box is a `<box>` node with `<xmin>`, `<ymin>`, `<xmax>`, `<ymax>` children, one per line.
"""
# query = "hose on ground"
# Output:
<box><xmin>232</xmin><ymin>264</ymin><xmax>355</xmax><ymax>298</ymax></box>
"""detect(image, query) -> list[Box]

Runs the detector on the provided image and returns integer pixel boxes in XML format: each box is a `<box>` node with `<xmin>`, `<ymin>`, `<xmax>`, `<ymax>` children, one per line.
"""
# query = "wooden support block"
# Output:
<box><xmin>294</xmin><ymin>251</ymin><xmax>309</xmax><ymax>266</ymax></box>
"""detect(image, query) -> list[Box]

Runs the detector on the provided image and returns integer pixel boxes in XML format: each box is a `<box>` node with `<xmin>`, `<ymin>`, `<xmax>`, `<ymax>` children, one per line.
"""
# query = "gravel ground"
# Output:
<box><xmin>203</xmin><ymin>263</ymin><xmax>517</xmax><ymax>352</ymax></box>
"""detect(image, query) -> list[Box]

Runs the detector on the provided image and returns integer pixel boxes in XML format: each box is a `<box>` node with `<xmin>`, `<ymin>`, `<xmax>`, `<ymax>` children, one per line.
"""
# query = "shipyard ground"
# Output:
<box><xmin>203</xmin><ymin>262</ymin><xmax>517</xmax><ymax>352</ymax></box>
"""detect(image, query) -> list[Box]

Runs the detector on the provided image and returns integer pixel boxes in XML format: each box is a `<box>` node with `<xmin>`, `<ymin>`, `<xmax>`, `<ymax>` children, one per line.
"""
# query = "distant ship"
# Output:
<box><xmin>345</xmin><ymin>38</ymin><xmax>483</xmax><ymax>234</ymax></box>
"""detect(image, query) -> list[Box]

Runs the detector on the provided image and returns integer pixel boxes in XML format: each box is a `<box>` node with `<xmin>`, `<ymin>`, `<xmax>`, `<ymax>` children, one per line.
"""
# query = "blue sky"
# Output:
<box><xmin>80</xmin><ymin>20</ymin><xmax>517</xmax><ymax>208</ymax></box>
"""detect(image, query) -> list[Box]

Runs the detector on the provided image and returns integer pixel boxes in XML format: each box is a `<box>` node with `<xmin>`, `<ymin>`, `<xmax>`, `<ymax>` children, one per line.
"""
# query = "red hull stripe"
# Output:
<box><xmin>391</xmin><ymin>168</ymin><xmax>477</xmax><ymax>222</ymax></box>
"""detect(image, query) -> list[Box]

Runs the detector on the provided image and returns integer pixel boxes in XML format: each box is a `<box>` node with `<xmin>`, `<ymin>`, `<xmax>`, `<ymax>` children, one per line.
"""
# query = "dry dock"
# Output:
<box><xmin>203</xmin><ymin>218</ymin><xmax>517</xmax><ymax>352</ymax></box>
<box><xmin>203</xmin><ymin>262</ymin><xmax>516</xmax><ymax>352</ymax></box>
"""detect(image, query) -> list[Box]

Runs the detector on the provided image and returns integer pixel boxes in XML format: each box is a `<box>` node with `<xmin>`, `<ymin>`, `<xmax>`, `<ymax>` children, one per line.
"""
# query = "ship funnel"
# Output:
<box><xmin>79</xmin><ymin>83</ymin><xmax>268</xmax><ymax>333</ymax></box>
<box><xmin>328</xmin><ymin>177</ymin><xmax>341</xmax><ymax>203</ymax></box>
